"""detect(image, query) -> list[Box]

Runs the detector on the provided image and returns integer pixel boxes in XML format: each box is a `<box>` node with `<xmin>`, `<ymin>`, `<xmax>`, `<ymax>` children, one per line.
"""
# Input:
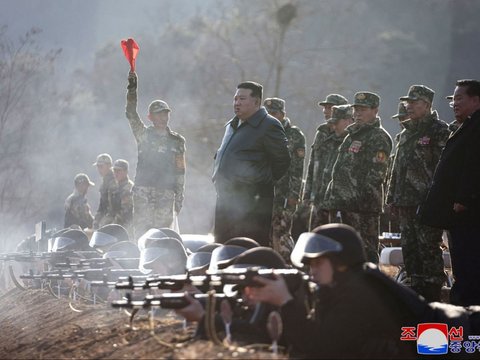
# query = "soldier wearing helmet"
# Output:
<box><xmin>249</xmin><ymin>224</ymin><xmax>421</xmax><ymax>359</ymax></box>
<box><xmin>126</xmin><ymin>72</ymin><xmax>186</xmax><ymax>240</ymax></box>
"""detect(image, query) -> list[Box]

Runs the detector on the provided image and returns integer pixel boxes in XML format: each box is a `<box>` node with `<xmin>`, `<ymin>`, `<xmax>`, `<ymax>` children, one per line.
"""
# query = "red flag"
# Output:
<box><xmin>120</xmin><ymin>38</ymin><xmax>139</xmax><ymax>72</ymax></box>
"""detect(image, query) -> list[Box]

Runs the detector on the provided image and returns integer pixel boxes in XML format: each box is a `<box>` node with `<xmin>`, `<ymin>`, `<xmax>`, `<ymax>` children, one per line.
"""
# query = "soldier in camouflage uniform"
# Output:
<box><xmin>64</xmin><ymin>173</ymin><xmax>95</xmax><ymax>229</ymax></box>
<box><xmin>381</xmin><ymin>102</ymin><xmax>409</xmax><ymax>235</ymax></box>
<box><xmin>325</xmin><ymin>92</ymin><xmax>392</xmax><ymax>263</ymax></box>
<box><xmin>125</xmin><ymin>72</ymin><xmax>186</xmax><ymax>241</ymax></box>
<box><xmin>107</xmin><ymin>159</ymin><xmax>134</xmax><ymax>236</ymax></box>
<box><xmin>319</xmin><ymin>105</ymin><xmax>353</xmax><ymax>223</ymax></box>
<box><xmin>92</xmin><ymin>153</ymin><xmax>117</xmax><ymax>229</ymax></box>
<box><xmin>386</xmin><ymin>85</ymin><xmax>450</xmax><ymax>301</ymax></box>
<box><xmin>298</xmin><ymin>94</ymin><xmax>348</xmax><ymax>234</ymax></box>
<box><xmin>264</xmin><ymin>98</ymin><xmax>305</xmax><ymax>262</ymax></box>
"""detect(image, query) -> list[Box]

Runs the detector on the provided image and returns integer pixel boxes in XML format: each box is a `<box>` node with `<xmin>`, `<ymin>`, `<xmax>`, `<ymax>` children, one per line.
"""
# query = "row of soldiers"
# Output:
<box><xmin>64</xmin><ymin>154</ymin><xmax>134</xmax><ymax>235</ymax></box>
<box><xmin>271</xmin><ymin>85</ymin><xmax>453</xmax><ymax>302</ymax></box>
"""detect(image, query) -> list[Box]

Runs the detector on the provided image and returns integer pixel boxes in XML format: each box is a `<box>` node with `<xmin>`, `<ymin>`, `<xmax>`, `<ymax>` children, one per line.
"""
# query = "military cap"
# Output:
<box><xmin>327</xmin><ymin>104</ymin><xmax>353</xmax><ymax>124</ymax></box>
<box><xmin>391</xmin><ymin>102</ymin><xmax>408</xmax><ymax>119</ymax></box>
<box><xmin>92</xmin><ymin>153</ymin><xmax>112</xmax><ymax>166</ymax></box>
<box><xmin>318</xmin><ymin>93</ymin><xmax>348</xmax><ymax>106</ymax></box>
<box><xmin>113</xmin><ymin>159</ymin><xmax>129</xmax><ymax>171</ymax></box>
<box><xmin>399</xmin><ymin>85</ymin><xmax>434</xmax><ymax>104</ymax></box>
<box><xmin>148</xmin><ymin>100</ymin><xmax>171</xmax><ymax>114</ymax></box>
<box><xmin>74</xmin><ymin>173</ymin><xmax>94</xmax><ymax>186</ymax></box>
<box><xmin>353</xmin><ymin>92</ymin><xmax>380</xmax><ymax>108</ymax></box>
<box><xmin>264</xmin><ymin>97</ymin><xmax>285</xmax><ymax>113</ymax></box>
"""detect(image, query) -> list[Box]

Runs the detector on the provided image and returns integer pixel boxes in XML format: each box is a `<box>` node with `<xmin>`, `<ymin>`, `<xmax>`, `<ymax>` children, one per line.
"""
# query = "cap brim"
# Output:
<box><xmin>318</xmin><ymin>101</ymin><xmax>332</xmax><ymax>106</ymax></box>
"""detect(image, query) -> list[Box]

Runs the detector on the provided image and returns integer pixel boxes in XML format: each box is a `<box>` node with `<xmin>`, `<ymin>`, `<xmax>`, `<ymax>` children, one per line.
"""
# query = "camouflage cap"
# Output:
<box><xmin>353</xmin><ymin>91</ymin><xmax>380</xmax><ymax>108</ymax></box>
<box><xmin>148</xmin><ymin>100</ymin><xmax>171</xmax><ymax>114</ymax></box>
<box><xmin>327</xmin><ymin>104</ymin><xmax>353</xmax><ymax>124</ymax></box>
<box><xmin>391</xmin><ymin>102</ymin><xmax>408</xmax><ymax>119</ymax></box>
<box><xmin>92</xmin><ymin>153</ymin><xmax>112</xmax><ymax>166</ymax></box>
<box><xmin>318</xmin><ymin>93</ymin><xmax>348</xmax><ymax>106</ymax></box>
<box><xmin>113</xmin><ymin>159</ymin><xmax>129</xmax><ymax>171</ymax></box>
<box><xmin>399</xmin><ymin>85</ymin><xmax>434</xmax><ymax>104</ymax></box>
<box><xmin>74</xmin><ymin>173</ymin><xmax>94</xmax><ymax>186</ymax></box>
<box><xmin>264</xmin><ymin>97</ymin><xmax>285</xmax><ymax>113</ymax></box>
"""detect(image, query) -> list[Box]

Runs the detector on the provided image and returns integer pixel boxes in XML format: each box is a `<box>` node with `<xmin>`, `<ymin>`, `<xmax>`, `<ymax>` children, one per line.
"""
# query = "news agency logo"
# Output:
<box><xmin>416</xmin><ymin>323</ymin><xmax>448</xmax><ymax>355</ymax></box>
<box><xmin>400</xmin><ymin>323</ymin><xmax>477</xmax><ymax>355</ymax></box>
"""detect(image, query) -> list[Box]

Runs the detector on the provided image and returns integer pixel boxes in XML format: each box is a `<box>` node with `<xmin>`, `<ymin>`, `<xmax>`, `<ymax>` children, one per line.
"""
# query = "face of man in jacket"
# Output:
<box><xmin>453</xmin><ymin>85</ymin><xmax>480</xmax><ymax>122</ymax></box>
<box><xmin>234</xmin><ymin>88</ymin><xmax>261</xmax><ymax>121</ymax></box>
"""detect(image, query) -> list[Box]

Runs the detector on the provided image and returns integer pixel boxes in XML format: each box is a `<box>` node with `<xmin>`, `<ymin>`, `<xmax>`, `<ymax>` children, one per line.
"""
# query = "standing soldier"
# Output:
<box><xmin>319</xmin><ymin>105</ymin><xmax>353</xmax><ymax>222</ymax></box>
<box><xmin>125</xmin><ymin>72</ymin><xmax>186</xmax><ymax>240</ymax></box>
<box><xmin>109</xmin><ymin>159</ymin><xmax>134</xmax><ymax>236</ymax></box>
<box><xmin>92</xmin><ymin>153</ymin><xmax>116</xmax><ymax>229</ymax></box>
<box><xmin>381</xmin><ymin>102</ymin><xmax>409</xmax><ymax>235</ymax></box>
<box><xmin>300</xmin><ymin>94</ymin><xmax>349</xmax><ymax>232</ymax></box>
<box><xmin>64</xmin><ymin>173</ymin><xmax>95</xmax><ymax>229</ymax></box>
<box><xmin>386</xmin><ymin>85</ymin><xmax>450</xmax><ymax>301</ymax></box>
<box><xmin>325</xmin><ymin>92</ymin><xmax>392</xmax><ymax>263</ymax></box>
<box><xmin>264</xmin><ymin>98</ymin><xmax>305</xmax><ymax>262</ymax></box>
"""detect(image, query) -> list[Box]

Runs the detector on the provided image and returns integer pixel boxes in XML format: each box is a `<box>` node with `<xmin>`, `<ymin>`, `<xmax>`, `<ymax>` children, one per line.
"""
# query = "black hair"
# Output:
<box><xmin>237</xmin><ymin>81</ymin><xmax>263</xmax><ymax>100</ymax></box>
<box><xmin>456</xmin><ymin>79</ymin><xmax>480</xmax><ymax>98</ymax></box>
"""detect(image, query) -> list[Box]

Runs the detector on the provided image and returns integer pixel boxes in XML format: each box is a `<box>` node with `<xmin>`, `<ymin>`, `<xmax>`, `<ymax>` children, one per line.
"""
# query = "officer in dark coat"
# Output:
<box><xmin>212</xmin><ymin>81</ymin><xmax>290</xmax><ymax>246</ymax></box>
<box><xmin>420</xmin><ymin>79</ymin><xmax>480</xmax><ymax>306</ymax></box>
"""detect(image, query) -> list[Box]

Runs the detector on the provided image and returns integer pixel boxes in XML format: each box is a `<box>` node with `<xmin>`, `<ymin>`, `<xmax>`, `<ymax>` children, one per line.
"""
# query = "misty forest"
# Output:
<box><xmin>0</xmin><ymin>0</ymin><xmax>478</xmax><ymax>250</ymax></box>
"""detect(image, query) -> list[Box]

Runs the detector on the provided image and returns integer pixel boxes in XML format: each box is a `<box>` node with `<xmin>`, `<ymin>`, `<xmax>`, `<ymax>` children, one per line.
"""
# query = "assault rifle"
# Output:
<box><xmin>115</xmin><ymin>268</ymin><xmax>309</xmax><ymax>293</ymax></box>
<box><xmin>111</xmin><ymin>291</ymin><xmax>229</xmax><ymax>310</ymax></box>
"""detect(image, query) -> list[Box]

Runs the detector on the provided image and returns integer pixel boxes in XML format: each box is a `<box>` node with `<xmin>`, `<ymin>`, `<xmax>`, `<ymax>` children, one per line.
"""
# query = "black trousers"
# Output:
<box><xmin>449</xmin><ymin>223</ymin><xmax>480</xmax><ymax>306</ymax></box>
<box><xmin>214</xmin><ymin>182</ymin><xmax>274</xmax><ymax>247</ymax></box>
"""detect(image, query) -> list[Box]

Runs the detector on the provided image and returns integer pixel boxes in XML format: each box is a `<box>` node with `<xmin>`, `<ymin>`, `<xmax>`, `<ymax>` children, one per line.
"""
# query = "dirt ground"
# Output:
<box><xmin>0</xmin><ymin>286</ymin><xmax>288</xmax><ymax>360</ymax></box>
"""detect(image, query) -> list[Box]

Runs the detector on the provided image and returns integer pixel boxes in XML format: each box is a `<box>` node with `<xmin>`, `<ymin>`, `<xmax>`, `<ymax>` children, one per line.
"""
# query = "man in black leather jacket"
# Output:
<box><xmin>212</xmin><ymin>81</ymin><xmax>290</xmax><ymax>246</ymax></box>
<box><xmin>420</xmin><ymin>79</ymin><xmax>480</xmax><ymax>306</ymax></box>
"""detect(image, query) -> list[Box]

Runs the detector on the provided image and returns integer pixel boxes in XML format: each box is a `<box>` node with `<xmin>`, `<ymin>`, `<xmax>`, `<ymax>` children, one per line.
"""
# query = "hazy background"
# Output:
<box><xmin>0</xmin><ymin>0</ymin><xmax>478</xmax><ymax>251</ymax></box>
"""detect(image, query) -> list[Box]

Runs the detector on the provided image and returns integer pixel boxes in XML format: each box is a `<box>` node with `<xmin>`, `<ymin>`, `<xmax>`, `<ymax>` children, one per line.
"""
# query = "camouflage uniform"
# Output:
<box><xmin>125</xmin><ymin>73</ymin><xmax>186</xmax><ymax>240</ymax></box>
<box><xmin>386</xmin><ymin>85</ymin><xmax>450</xmax><ymax>300</ymax></box>
<box><xmin>64</xmin><ymin>174</ymin><xmax>94</xmax><ymax>229</ymax></box>
<box><xmin>108</xmin><ymin>177</ymin><xmax>134</xmax><ymax>232</ymax></box>
<box><xmin>316</xmin><ymin>105</ymin><xmax>353</xmax><ymax>226</ymax></box>
<box><xmin>325</xmin><ymin>92</ymin><xmax>392</xmax><ymax>263</ymax></box>
<box><xmin>381</xmin><ymin>102</ymin><xmax>408</xmax><ymax>234</ymax></box>
<box><xmin>301</xmin><ymin>94</ymin><xmax>348</xmax><ymax>231</ymax></box>
<box><xmin>93</xmin><ymin>169</ymin><xmax>116</xmax><ymax>229</ymax></box>
<box><xmin>265</xmin><ymin>98</ymin><xmax>306</xmax><ymax>262</ymax></box>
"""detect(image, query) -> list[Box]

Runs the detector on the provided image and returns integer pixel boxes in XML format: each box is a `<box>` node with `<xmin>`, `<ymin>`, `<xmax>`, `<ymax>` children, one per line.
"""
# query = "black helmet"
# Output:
<box><xmin>230</xmin><ymin>247</ymin><xmax>286</xmax><ymax>269</ymax></box>
<box><xmin>139</xmin><ymin>237</ymin><xmax>187</xmax><ymax>275</ymax></box>
<box><xmin>186</xmin><ymin>252</ymin><xmax>212</xmax><ymax>275</ymax></box>
<box><xmin>291</xmin><ymin>224</ymin><xmax>366</xmax><ymax>268</ymax></box>
<box><xmin>158</xmin><ymin>227</ymin><xmax>182</xmax><ymax>242</ymax></box>
<box><xmin>52</xmin><ymin>229</ymin><xmax>90</xmax><ymax>252</ymax></box>
<box><xmin>196</xmin><ymin>243</ymin><xmax>222</xmax><ymax>253</ymax></box>
<box><xmin>89</xmin><ymin>224</ymin><xmax>129</xmax><ymax>252</ymax></box>
<box><xmin>137</xmin><ymin>228</ymin><xmax>168</xmax><ymax>250</ymax></box>
<box><xmin>224</xmin><ymin>237</ymin><xmax>260</xmax><ymax>249</ymax></box>
<box><xmin>207</xmin><ymin>245</ymin><xmax>248</xmax><ymax>273</ymax></box>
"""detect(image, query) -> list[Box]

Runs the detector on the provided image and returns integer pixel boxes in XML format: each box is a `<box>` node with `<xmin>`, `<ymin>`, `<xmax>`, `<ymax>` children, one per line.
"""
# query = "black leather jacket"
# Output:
<box><xmin>213</xmin><ymin>107</ymin><xmax>290</xmax><ymax>192</ymax></box>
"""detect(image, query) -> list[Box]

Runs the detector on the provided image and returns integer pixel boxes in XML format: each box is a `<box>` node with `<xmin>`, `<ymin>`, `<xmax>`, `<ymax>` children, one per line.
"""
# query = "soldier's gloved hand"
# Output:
<box><xmin>127</xmin><ymin>71</ymin><xmax>137</xmax><ymax>90</ymax></box>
